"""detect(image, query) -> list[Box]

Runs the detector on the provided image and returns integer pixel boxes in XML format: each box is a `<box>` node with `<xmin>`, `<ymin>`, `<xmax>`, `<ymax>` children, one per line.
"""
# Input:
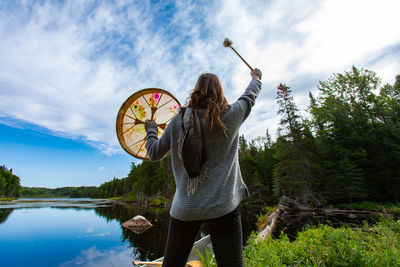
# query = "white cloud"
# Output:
<box><xmin>91</xmin><ymin>232</ymin><xmax>110</xmax><ymax>237</ymax></box>
<box><xmin>214</xmin><ymin>0</ymin><xmax>400</xmax><ymax>139</ymax></box>
<box><xmin>0</xmin><ymin>0</ymin><xmax>399</xmax><ymax>152</ymax></box>
<box><xmin>59</xmin><ymin>245</ymin><xmax>136</xmax><ymax>267</ymax></box>
<box><xmin>296</xmin><ymin>0</ymin><xmax>400</xmax><ymax>73</ymax></box>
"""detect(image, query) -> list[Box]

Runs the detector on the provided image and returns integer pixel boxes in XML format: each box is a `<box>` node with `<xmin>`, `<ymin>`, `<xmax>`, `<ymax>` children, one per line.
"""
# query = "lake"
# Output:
<box><xmin>0</xmin><ymin>198</ymin><xmax>262</xmax><ymax>267</ymax></box>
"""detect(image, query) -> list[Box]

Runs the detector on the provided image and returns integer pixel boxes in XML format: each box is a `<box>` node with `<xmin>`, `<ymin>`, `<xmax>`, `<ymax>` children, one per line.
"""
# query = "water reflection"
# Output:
<box><xmin>0</xmin><ymin>199</ymin><xmax>262</xmax><ymax>267</ymax></box>
<box><xmin>94</xmin><ymin>203</ymin><xmax>262</xmax><ymax>260</ymax></box>
<box><xmin>94</xmin><ymin>204</ymin><xmax>171</xmax><ymax>260</ymax></box>
<box><xmin>0</xmin><ymin>209</ymin><xmax>13</xmax><ymax>224</ymax></box>
<box><xmin>59</xmin><ymin>245</ymin><xmax>135</xmax><ymax>267</ymax></box>
<box><xmin>0</xmin><ymin>207</ymin><xmax>126</xmax><ymax>267</ymax></box>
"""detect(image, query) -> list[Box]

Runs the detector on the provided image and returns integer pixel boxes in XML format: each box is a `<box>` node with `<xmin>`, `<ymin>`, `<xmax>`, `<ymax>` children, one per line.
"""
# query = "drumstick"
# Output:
<box><xmin>223</xmin><ymin>38</ymin><xmax>253</xmax><ymax>71</ymax></box>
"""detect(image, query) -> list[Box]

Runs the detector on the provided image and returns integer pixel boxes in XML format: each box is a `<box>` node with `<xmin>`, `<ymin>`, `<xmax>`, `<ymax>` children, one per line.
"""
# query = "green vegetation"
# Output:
<box><xmin>197</xmin><ymin>248</ymin><xmax>216</xmax><ymax>267</ymax></box>
<box><xmin>234</xmin><ymin>67</ymin><xmax>400</xmax><ymax>206</ymax></box>
<box><xmin>244</xmin><ymin>217</ymin><xmax>400</xmax><ymax>266</ymax></box>
<box><xmin>0</xmin><ymin>165</ymin><xmax>21</xmax><ymax>198</ymax></box>
<box><xmin>303</xmin><ymin>68</ymin><xmax>400</xmax><ymax>204</ymax></box>
<box><xmin>107</xmin><ymin>196</ymin><xmax>122</xmax><ymax>200</ymax></box>
<box><xmin>21</xmin><ymin>186</ymin><xmax>98</xmax><ymax>198</ymax></box>
<box><xmin>149</xmin><ymin>196</ymin><xmax>170</xmax><ymax>206</ymax></box>
<box><xmin>242</xmin><ymin>67</ymin><xmax>400</xmax><ymax>206</ymax></box>
<box><xmin>0</xmin><ymin>197</ymin><xmax>15</xmax><ymax>202</ymax></box>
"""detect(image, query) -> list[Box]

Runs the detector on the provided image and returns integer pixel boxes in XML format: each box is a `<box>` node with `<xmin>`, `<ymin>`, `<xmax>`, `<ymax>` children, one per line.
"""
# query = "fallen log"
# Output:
<box><xmin>321</xmin><ymin>208</ymin><xmax>392</xmax><ymax>217</ymax></box>
<box><xmin>257</xmin><ymin>204</ymin><xmax>286</xmax><ymax>242</ymax></box>
<box><xmin>279</xmin><ymin>196</ymin><xmax>394</xmax><ymax>217</ymax></box>
<box><xmin>256</xmin><ymin>197</ymin><xmax>396</xmax><ymax>242</ymax></box>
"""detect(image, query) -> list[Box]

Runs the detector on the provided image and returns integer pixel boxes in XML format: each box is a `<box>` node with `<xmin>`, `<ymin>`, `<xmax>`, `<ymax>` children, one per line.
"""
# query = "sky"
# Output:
<box><xmin>1</xmin><ymin>0</ymin><xmax>399</xmax><ymax>188</ymax></box>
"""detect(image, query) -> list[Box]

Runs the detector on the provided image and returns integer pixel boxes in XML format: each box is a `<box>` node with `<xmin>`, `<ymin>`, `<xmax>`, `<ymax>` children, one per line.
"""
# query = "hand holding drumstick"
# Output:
<box><xmin>251</xmin><ymin>68</ymin><xmax>262</xmax><ymax>80</ymax></box>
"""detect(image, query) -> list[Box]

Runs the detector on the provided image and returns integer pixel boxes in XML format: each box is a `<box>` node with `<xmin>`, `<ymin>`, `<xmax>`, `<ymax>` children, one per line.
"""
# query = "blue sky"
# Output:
<box><xmin>1</xmin><ymin>0</ymin><xmax>399</xmax><ymax>188</ymax></box>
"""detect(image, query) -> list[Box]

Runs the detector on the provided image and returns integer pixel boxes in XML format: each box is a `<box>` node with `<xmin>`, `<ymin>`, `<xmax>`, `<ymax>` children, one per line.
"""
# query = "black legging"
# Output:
<box><xmin>162</xmin><ymin>206</ymin><xmax>244</xmax><ymax>267</ymax></box>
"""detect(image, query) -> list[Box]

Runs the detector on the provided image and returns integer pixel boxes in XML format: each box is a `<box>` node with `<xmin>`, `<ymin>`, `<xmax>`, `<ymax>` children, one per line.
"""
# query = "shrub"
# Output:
<box><xmin>244</xmin><ymin>217</ymin><xmax>400</xmax><ymax>266</ymax></box>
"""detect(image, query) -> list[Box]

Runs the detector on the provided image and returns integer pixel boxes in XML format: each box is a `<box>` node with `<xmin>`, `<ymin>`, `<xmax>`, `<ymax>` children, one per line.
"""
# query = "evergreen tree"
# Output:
<box><xmin>0</xmin><ymin>173</ymin><xmax>6</xmax><ymax>196</ymax></box>
<box><xmin>273</xmin><ymin>84</ymin><xmax>319</xmax><ymax>204</ymax></box>
<box><xmin>308</xmin><ymin>67</ymin><xmax>400</xmax><ymax>202</ymax></box>
<box><xmin>0</xmin><ymin>165</ymin><xmax>22</xmax><ymax>198</ymax></box>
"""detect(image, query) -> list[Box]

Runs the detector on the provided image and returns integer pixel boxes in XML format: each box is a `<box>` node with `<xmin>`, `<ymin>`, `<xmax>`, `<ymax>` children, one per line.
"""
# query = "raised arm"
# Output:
<box><xmin>235</xmin><ymin>68</ymin><xmax>263</xmax><ymax>121</ymax></box>
<box><xmin>145</xmin><ymin>121</ymin><xmax>171</xmax><ymax>161</ymax></box>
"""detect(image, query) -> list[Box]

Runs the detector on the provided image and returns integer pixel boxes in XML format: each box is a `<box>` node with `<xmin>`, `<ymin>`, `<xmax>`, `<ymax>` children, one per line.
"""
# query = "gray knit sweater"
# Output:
<box><xmin>145</xmin><ymin>78</ymin><xmax>262</xmax><ymax>221</ymax></box>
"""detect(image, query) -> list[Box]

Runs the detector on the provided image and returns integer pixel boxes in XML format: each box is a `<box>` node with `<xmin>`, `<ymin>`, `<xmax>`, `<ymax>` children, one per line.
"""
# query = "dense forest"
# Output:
<box><xmin>21</xmin><ymin>186</ymin><xmax>98</xmax><ymax>198</ymax></box>
<box><xmin>21</xmin><ymin>159</ymin><xmax>173</xmax><ymax>202</ymax></box>
<box><xmin>0</xmin><ymin>165</ymin><xmax>22</xmax><ymax>198</ymax></box>
<box><xmin>18</xmin><ymin>67</ymin><xmax>400</xmax><ymax>206</ymax></box>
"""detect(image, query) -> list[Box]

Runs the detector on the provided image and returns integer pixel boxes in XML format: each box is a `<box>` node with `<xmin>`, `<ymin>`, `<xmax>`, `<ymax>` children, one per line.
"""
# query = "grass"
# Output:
<box><xmin>107</xmin><ymin>196</ymin><xmax>121</xmax><ymax>200</ymax></box>
<box><xmin>244</xmin><ymin>217</ymin><xmax>400</xmax><ymax>266</ymax></box>
<box><xmin>149</xmin><ymin>196</ymin><xmax>170</xmax><ymax>206</ymax></box>
<box><xmin>197</xmin><ymin>248</ymin><xmax>216</xmax><ymax>267</ymax></box>
<box><xmin>0</xmin><ymin>197</ymin><xmax>15</xmax><ymax>202</ymax></box>
<box><xmin>121</xmin><ymin>194</ymin><xmax>138</xmax><ymax>203</ymax></box>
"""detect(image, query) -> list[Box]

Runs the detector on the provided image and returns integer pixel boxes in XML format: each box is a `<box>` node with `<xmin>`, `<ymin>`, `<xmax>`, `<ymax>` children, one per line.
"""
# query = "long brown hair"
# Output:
<box><xmin>188</xmin><ymin>73</ymin><xmax>228</xmax><ymax>134</ymax></box>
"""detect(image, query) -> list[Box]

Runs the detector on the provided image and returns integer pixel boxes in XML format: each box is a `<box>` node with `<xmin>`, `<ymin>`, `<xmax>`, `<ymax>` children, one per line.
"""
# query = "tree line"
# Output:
<box><xmin>0</xmin><ymin>165</ymin><xmax>22</xmax><ymax>198</ymax></box>
<box><xmin>22</xmin><ymin>158</ymin><xmax>174</xmax><ymax>201</ymax></box>
<box><xmin>272</xmin><ymin>67</ymin><xmax>400</xmax><ymax>205</ymax></box>
<box><xmin>21</xmin><ymin>186</ymin><xmax>98</xmax><ymax>198</ymax></box>
<box><xmin>20</xmin><ymin>67</ymin><xmax>400</xmax><ymax>206</ymax></box>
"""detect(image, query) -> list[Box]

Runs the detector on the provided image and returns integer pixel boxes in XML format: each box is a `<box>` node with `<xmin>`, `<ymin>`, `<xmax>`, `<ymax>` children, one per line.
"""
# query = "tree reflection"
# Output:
<box><xmin>94</xmin><ymin>204</ymin><xmax>170</xmax><ymax>260</ymax></box>
<box><xmin>0</xmin><ymin>209</ymin><xmax>13</xmax><ymax>224</ymax></box>
<box><xmin>93</xmin><ymin>203</ymin><xmax>262</xmax><ymax>261</ymax></box>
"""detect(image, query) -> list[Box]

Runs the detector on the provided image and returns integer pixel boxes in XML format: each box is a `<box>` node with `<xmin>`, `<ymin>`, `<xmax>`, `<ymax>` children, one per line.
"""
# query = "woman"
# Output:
<box><xmin>145</xmin><ymin>68</ymin><xmax>262</xmax><ymax>267</ymax></box>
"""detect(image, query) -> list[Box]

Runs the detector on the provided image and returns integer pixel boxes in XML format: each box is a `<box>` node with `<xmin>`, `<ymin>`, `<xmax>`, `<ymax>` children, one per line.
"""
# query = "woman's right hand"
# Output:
<box><xmin>144</xmin><ymin>119</ymin><xmax>156</xmax><ymax>131</ymax></box>
<box><xmin>251</xmin><ymin>68</ymin><xmax>262</xmax><ymax>80</ymax></box>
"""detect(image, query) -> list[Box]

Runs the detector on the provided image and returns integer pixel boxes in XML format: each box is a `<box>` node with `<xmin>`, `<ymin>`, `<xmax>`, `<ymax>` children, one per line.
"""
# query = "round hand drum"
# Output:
<box><xmin>116</xmin><ymin>88</ymin><xmax>181</xmax><ymax>160</ymax></box>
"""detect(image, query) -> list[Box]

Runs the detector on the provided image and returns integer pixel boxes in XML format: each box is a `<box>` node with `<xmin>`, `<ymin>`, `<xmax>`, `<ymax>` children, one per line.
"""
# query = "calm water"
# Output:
<box><xmin>0</xmin><ymin>198</ymin><xmax>262</xmax><ymax>267</ymax></box>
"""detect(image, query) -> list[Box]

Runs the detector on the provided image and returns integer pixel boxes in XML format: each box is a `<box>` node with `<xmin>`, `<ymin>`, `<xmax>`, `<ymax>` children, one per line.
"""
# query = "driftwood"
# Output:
<box><xmin>280</xmin><ymin>196</ymin><xmax>393</xmax><ymax>216</ymax></box>
<box><xmin>257</xmin><ymin>196</ymin><xmax>395</xmax><ymax>241</ymax></box>
<box><xmin>256</xmin><ymin>197</ymin><xmax>302</xmax><ymax>241</ymax></box>
<box><xmin>321</xmin><ymin>208</ymin><xmax>392</xmax><ymax>217</ymax></box>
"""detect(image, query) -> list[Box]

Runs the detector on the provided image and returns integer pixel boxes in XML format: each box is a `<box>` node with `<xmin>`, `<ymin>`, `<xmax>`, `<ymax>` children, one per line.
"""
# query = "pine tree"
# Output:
<box><xmin>273</xmin><ymin>84</ymin><xmax>319</xmax><ymax>204</ymax></box>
